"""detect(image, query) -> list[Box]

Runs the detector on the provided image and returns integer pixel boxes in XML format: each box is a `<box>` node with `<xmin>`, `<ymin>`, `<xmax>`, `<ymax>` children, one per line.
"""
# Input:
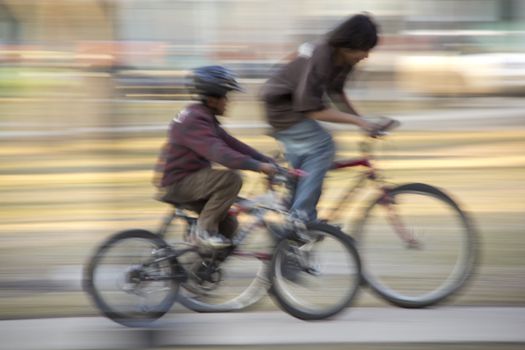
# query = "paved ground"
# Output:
<box><xmin>1</xmin><ymin>307</ymin><xmax>524</xmax><ymax>349</ymax></box>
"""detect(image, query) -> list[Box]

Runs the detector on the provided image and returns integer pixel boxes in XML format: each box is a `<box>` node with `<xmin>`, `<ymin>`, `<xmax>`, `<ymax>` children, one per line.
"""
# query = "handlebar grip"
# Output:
<box><xmin>370</xmin><ymin>118</ymin><xmax>400</xmax><ymax>138</ymax></box>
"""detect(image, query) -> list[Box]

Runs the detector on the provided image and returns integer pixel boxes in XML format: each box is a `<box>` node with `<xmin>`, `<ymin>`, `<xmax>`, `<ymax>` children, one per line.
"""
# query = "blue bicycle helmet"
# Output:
<box><xmin>192</xmin><ymin>65</ymin><xmax>243</xmax><ymax>97</ymax></box>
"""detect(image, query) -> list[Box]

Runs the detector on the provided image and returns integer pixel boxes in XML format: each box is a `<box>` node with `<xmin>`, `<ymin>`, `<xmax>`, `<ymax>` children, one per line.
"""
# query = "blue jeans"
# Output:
<box><xmin>274</xmin><ymin>119</ymin><xmax>335</xmax><ymax>222</ymax></box>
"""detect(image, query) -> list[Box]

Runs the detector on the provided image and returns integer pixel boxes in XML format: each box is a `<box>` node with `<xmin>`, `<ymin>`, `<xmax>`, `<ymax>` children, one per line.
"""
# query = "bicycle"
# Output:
<box><xmin>83</xmin><ymin>168</ymin><xmax>362</xmax><ymax>326</ymax></box>
<box><xmin>312</xmin><ymin>118</ymin><xmax>478</xmax><ymax>308</ymax></box>
<box><xmin>178</xmin><ymin>117</ymin><xmax>478</xmax><ymax>309</ymax></box>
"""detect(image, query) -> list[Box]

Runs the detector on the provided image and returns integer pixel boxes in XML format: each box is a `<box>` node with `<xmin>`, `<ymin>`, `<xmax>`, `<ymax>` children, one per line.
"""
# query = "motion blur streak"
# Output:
<box><xmin>1</xmin><ymin>1</ymin><xmax>524</xmax><ymax>349</ymax></box>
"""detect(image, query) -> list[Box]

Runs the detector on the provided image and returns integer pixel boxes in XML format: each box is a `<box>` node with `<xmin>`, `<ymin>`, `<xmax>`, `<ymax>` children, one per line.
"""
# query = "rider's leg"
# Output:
<box><xmin>275</xmin><ymin>119</ymin><xmax>335</xmax><ymax>222</ymax></box>
<box><xmin>162</xmin><ymin>168</ymin><xmax>242</xmax><ymax>245</ymax></box>
<box><xmin>219</xmin><ymin>214</ymin><xmax>239</xmax><ymax>239</ymax></box>
<box><xmin>196</xmin><ymin>170</ymin><xmax>242</xmax><ymax>233</ymax></box>
<box><xmin>289</xmin><ymin>139</ymin><xmax>335</xmax><ymax>221</ymax></box>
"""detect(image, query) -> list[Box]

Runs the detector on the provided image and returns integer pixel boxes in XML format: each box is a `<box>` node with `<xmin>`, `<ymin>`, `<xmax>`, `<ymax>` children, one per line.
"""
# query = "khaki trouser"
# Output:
<box><xmin>161</xmin><ymin>168</ymin><xmax>242</xmax><ymax>237</ymax></box>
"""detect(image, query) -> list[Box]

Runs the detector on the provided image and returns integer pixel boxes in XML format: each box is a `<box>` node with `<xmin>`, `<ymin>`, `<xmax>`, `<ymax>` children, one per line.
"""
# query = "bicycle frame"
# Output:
<box><xmin>321</xmin><ymin>138</ymin><xmax>389</xmax><ymax>223</ymax></box>
<box><xmin>324</xmin><ymin>157</ymin><xmax>376</xmax><ymax>223</ymax></box>
<box><xmin>324</xmin><ymin>140</ymin><xmax>416</xmax><ymax>246</ymax></box>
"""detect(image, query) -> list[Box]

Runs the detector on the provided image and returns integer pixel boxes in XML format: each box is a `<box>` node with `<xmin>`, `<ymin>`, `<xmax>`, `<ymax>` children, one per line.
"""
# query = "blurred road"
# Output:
<box><xmin>1</xmin><ymin>307</ymin><xmax>524</xmax><ymax>349</ymax></box>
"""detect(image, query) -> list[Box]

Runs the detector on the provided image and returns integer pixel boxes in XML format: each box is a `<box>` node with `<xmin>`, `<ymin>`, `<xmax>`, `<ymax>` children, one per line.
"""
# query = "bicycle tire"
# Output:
<box><xmin>176</xmin><ymin>224</ymin><xmax>272</xmax><ymax>313</ymax></box>
<box><xmin>353</xmin><ymin>182</ymin><xmax>478</xmax><ymax>308</ymax></box>
<box><xmin>178</xmin><ymin>227</ymin><xmax>275</xmax><ymax>313</ymax></box>
<box><xmin>84</xmin><ymin>229</ymin><xmax>178</xmax><ymax>327</ymax></box>
<box><xmin>269</xmin><ymin>222</ymin><xmax>361</xmax><ymax>320</ymax></box>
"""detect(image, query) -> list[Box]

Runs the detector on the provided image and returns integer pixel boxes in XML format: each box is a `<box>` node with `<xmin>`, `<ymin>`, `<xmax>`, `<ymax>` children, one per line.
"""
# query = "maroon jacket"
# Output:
<box><xmin>159</xmin><ymin>103</ymin><xmax>271</xmax><ymax>186</ymax></box>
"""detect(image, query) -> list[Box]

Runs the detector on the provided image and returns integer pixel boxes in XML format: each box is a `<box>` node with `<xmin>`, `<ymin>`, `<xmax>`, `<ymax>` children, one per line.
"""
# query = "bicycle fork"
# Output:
<box><xmin>379</xmin><ymin>192</ymin><xmax>421</xmax><ymax>249</ymax></box>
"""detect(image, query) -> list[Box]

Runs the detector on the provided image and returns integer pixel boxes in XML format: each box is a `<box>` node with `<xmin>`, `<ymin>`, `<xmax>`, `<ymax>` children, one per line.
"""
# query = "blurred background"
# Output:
<box><xmin>0</xmin><ymin>0</ymin><xmax>524</xmax><ymax>348</ymax></box>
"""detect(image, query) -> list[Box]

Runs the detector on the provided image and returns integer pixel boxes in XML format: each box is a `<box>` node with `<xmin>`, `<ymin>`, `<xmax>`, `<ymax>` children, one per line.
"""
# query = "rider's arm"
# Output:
<box><xmin>308</xmin><ymin>107</ymin><xmax>375</xmax><ymax>131</ymax></box>
<box><xmin>178</xmin><ymin>115</ymin><xmax>266</xmax><ymax>172</ymax></box>
<box><xmin>218</xmin><ymin>128</ymin><xmax>274</xmax><ymax>164</ymax></box>
<box><xmin>328</xmin><ymin>91</ymin><xmax>360</xmax><ymax>116</ymax></box>
<box><xmin>292</xmin><ymin>46</ymin><xmax>370</xmax><ymax>131</ymax></box>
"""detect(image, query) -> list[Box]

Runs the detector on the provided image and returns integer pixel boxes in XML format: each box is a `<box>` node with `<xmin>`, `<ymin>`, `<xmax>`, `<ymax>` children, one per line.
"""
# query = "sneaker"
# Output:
<box><xmin>268</xmin><ymin>221</ymin><xmax>321</xmax><ymax>243</ymax></box>
<box><xmin>195</xmin><ymin>227</ymin><xmax>232</xmax><ymax>248</ymax></box>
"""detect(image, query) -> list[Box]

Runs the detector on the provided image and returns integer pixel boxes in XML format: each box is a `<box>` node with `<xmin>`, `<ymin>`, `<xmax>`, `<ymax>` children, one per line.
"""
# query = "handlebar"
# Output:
<box><xmin>368</xmin><ymin>117</ymin><xmax>401</xmax><ymax>138</ymax></box>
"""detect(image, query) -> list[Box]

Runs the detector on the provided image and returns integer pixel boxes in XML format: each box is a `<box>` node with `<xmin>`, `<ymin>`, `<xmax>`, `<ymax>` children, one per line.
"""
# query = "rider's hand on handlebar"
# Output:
<box><xmin>363</xmin><ymin>116</ymin><xmax>400</xmax><ymax>138</ymax></box>
<box><xmin>259</xmin><ymin>162</ymin><xmax>278</xmax><ymax>176</ymax></box>
<box><xmin>361</xmin><ymin>120</ymin><xmax>382</xmax><ymax>137</ymax></box>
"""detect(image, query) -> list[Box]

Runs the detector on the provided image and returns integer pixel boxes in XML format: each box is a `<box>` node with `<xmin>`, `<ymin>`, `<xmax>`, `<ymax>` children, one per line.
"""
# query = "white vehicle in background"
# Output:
<box><xmin>395</xmin><ymin>30</ymin><xmax>525</xmax><ymax>96</ymax></box>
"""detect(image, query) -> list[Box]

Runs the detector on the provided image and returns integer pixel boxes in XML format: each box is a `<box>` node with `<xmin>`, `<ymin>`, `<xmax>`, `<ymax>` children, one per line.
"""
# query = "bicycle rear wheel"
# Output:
<box><xmin>177</xmin><ymin>224</ymin><xmax>272</xmax><ymax>312</ymax></box>
<box><xmin>354</xmin><ymin>183</ymin><xmax>478</xmax><ymax>308</ymax></box>
<box><xmin>269</xmin><ymin>222</ymin><xmax>361</xmax><ymax>320</ymax></box>
<box><xmin>84</xmin><ymin>229</ymin><xmax>178</xmax><ymax>327</ymax></box>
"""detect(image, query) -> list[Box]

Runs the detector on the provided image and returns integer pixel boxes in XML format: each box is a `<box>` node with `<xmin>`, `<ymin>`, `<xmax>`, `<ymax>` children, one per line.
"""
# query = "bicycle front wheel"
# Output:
<box><xmin>354</xmin><ymin>183</ymin><xmax>478</xmax><ymax>308</ymax></box>
<box><xmin>84</xmin><ymin>229</ymin><xmax>178</xmax><ymax>327</ymax></box>
<box><xmin>269</xmin><ymin>222</ymin><xmax>361</xmax><ymax>320</ymax></box>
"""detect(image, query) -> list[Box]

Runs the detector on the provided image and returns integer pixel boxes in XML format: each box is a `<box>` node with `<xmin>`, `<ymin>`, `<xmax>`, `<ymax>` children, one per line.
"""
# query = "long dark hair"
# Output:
<box><xmin>327</xmin><ymin>14</ymin><xmax>379</xmax><ymax>50</ymax></box>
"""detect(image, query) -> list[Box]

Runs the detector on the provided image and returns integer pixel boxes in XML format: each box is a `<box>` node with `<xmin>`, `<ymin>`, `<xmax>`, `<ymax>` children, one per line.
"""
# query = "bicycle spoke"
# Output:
<box><xmin>85</xmin><ymin>230</ymin><xmax>178</xmax><ymax>326</ymax></box>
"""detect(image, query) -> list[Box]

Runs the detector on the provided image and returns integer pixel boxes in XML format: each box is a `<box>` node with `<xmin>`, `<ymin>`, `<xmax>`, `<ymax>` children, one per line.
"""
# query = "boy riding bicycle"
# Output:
<box><xmin>156</xmin><ymin>66</ymin><xmax>277</xmax><ymax>248</ymax></box>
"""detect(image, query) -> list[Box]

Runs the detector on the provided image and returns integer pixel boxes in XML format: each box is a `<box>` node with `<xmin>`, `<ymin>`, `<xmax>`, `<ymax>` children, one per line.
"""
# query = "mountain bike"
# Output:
<box><xmin>84</xmin><ymin>168</ymin><xmax>362</xmax><ymax>326</ymax></box>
